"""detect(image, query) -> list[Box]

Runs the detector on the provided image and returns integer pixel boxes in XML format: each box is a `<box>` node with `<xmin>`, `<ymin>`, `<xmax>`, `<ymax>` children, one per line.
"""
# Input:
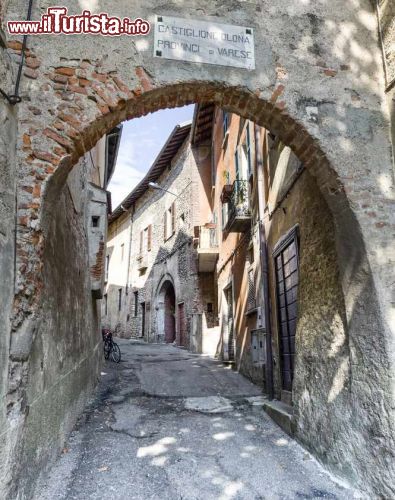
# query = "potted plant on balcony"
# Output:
<box><xmin>221</xmin><ymin>170</ymin><xmax>233</xmax><ymax>202</ymax></box>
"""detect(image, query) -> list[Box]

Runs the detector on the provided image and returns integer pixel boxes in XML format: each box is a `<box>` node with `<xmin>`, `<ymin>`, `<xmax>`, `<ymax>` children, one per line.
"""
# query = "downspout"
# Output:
<box><xmin>254</xmin><ymin>124</ymin><xmax>274</xmax><ymax>400</ymax></box>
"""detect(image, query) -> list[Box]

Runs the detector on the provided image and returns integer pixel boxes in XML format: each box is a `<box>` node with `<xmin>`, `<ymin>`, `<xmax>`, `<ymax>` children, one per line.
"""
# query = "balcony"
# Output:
<box><xmin>196</xmin><ymin>225</ymin><xmax>219</xmax><ymax>272</ymax></box>
<box><xmin>137</xmin><ymin>253</ymin><xmax>148</xmax><ymax>271</ymax></box>
<box><xmin>223</xmin><ymin>180</ymin><xmax>251</xmax><ymax>232</ymax></box>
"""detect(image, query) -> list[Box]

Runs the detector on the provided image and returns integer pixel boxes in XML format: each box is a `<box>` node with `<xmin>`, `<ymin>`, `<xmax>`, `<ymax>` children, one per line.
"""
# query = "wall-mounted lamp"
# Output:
<box><xmin>148</xmin><ymin>182</ymin><xmax>178</xmax><ymax>197</ymax></box>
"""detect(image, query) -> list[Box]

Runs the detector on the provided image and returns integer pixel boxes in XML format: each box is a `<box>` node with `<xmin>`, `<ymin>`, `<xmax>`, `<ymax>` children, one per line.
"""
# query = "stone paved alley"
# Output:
<box><xmin>33</xmin><ymin>340</ymin><xmax>358</xmax><ymax>500</ymax></box>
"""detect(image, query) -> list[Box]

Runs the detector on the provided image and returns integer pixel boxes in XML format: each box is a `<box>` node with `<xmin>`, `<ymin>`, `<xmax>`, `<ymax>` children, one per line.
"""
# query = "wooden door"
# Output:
<box><xmin>226</xmin><ymin>286</ymin><xmax>235</xmax><ymax>361</ymax></box>
<box><xmin>178</xmin><ymin>302</ymin><xmax>186</xmax><ymax>347</ymax></box>
<box><xmin>274</xmin><ymin>232</ymin><xmax>299</xmax><ymax>392</ymax></box>
<box><xmin>141</xmin><ymin>302</ymin><xmax>145</xmax><ymax>338</ymax></box>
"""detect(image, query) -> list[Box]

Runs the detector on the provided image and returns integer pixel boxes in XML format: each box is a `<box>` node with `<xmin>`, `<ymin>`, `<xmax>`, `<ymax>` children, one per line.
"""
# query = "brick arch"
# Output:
<box><xmin>17</xmin><ymin>77</ymin><xmax>349</xmax><ymax>322</ymax></box>
<box><xmin>2</xmin><ymin>1</ymin><xmax>393</xmax><ymax>493</ymax></box>
<box><xmin>13</xmin><ymin>73</ymin><xmax>394</xmax><ymax>498</ymax></box>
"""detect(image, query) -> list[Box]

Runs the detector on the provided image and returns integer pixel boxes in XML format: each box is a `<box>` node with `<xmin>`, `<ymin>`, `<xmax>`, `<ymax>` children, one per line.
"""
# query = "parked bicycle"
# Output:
<box><xmin>102</xmin><ymin>328</ymin><xmax>121</xmax><ymax>363</ymax></box>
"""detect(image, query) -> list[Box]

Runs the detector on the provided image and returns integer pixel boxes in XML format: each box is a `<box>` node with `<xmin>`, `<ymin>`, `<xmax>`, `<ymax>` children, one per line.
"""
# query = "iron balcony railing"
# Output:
<box><xmin>228</xmin><ymin>180</ymin><xmax>251</xmax><ymax>223</ymax></box>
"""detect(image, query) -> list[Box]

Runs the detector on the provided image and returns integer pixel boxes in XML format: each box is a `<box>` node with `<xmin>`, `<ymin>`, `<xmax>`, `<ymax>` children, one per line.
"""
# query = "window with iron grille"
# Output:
<box><xmin>247</xmin><ymin>267</ymin><xmax>256</xmax><ymax>311</ymax></box>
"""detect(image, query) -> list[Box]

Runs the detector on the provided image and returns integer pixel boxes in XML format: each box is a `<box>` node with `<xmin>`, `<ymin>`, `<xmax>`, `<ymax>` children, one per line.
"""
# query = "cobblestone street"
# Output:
<box><xmin>34</xmin><ymin>340</ymin><xmax>357</xmax><ymax>500</ymax></box>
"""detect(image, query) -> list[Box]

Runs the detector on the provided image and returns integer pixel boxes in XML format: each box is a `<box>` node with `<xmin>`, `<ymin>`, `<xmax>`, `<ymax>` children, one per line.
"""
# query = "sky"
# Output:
<box><xmin>108</xmin><ymin>105</ymin><xmax>195</xmax><ymax>209</ymax></box>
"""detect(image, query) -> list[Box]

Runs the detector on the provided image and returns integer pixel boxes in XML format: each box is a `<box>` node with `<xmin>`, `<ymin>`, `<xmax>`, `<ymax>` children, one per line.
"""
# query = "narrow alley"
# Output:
<box><xmin>34</xmin><ymin>341</ymin><xmax>355</xmax><ymax>500</ymax></box>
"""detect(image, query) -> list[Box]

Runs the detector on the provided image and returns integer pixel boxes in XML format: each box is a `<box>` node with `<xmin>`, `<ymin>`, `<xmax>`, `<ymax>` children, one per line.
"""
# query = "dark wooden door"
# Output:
<box><xmin>178</xmin><ymin>302</ymin><xmax>186</xmax><ymax>347</ymax></box>
<box><xmin>226</xmin><ymin>286</ymin><xmax>235</xmax><ymax>361</ymax></box>
<box><xmin>274</xmin><ymin>234</ymin><xmax>299</xmax><ymax>392</ymax></box>
<box><xmin>141</xmin><ymin>302</ymin><xmax>145</xmax><ymax>338</ymax></box>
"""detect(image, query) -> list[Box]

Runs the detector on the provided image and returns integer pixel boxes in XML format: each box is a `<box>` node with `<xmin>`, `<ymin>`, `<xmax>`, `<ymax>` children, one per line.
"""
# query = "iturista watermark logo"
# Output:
<box><xmin>7</xmin><ymin>7</ymin><xmax>150</xmax><ymax>36</ymax></box>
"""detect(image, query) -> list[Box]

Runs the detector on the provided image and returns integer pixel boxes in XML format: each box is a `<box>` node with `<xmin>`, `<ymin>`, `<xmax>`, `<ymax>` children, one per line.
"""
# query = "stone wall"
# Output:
<box><xmin>0</xmin><ymin>33</ymin><xmax>17</xmax><ymax>499</ymax></box>
<box><xmin>1</xmin><ymin>154</ymin><xmax>103</xmax><ymax>498</ymax></box>
<box><xmin>13</xmin><ymin>178</ymin><xmax>102</xmax><ymax>498</ymax></box>
<box><xmin>105</xmin><ymin>133</ymin><xmax>218</xmax><ymax>348</ymax></box>
<box><xmin>378</xmin><ymin>0</ymin><xmax>395</xmax><ymax>168</ymax></box>
<box><xmin>126</xmin><ymin>138</ymin><xmax>210</xmax><ymax>346</ymax></box>
<box><xmin>103</xmin><ymin>211</ymin><xmax>131</xmax><ymax>336</ymax></box>
<box><xmin>266</xmin><ymin>163</ymin><xmax>355</xmax><ymax>482</ymax></box>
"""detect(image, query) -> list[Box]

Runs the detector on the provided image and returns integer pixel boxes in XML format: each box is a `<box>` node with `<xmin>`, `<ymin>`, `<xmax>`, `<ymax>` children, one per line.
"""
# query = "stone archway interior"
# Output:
<box><xmin>157</xmin><ymin>280</ymin><xmax>176</xmax><ymax>343</ymax></box>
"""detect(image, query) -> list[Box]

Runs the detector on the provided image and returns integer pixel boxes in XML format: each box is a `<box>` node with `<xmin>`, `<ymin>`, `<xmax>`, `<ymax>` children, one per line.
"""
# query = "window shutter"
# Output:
<box><xmin>164</xmin><ymin>211</ymin><xmax>167</xmax><ymax>241</ymax></box>
<box><xmin>171</xmin><ymin>202</ymin><xmax>176</xmax><ymax>234</ymax></box>
<box><xmin>235</xmin><ymin>148</ymin><xmax>240</xmax><ymax>181</ymax></box>
<box><xmin>139</xmin><ymin>230</ymin><xmax>143</xmax><ymax>254</ymax></box>
<box><xmin>246</xmin><ymin>124</ymin><xmax>252</xmax><ymax>177</ymax></box>
<box><xmin>148</xmin><ymin>225</ymin><xmax>152</xmax><ymax>251</ymax></box>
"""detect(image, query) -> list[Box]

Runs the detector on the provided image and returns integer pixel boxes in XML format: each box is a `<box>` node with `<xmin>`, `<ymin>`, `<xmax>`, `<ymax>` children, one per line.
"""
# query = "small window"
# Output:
<box><xmin>179</xmin><ymin>213</ymin><xmax>185</xmax><ymax>228</ymax></box>
<box><xmin>207</xmin><ymin>303</ymin><xmax>213</xmax><ymax>313</ymax></box>
<box><xmin>147</xmin><ymin>225</ymin><xmax>152</xmax><ymax>251</ymax></box>
<box><xmin>164</xmin><ymin>203</ymin><xmax>176</xmax><ymax>241</ymax></box>
<box><xmin>134</xmin><ymin>291</ymin><xmax>138</xmax><ymax>317</ymax></box>
<box><xmin>105</xmin><ymin>255</ymin><xmax>109</xmax><ymax>281</ymax></box>
<box><xmin>247</xmin><ymin>268</ymin><xmax>256</xmax><ymax>311</ymax></box>
<box><xmin>246</xmin><ymin>123</ymin><xmax>252</xmax><ymax>178</ymax></box>
<box><xmin>92</xmin><ymin>215</ymin><xmax>100</xmax><ymax>227</ymax></box>
<box><xmin>171</xmin><ymin>202</ymin><xmax>176</xmax><ymax>235</ymax></box>
<box><xmin>104</xmin><ymin>293</ymin><xmax>108</xmax><ymax>315</ymax></box>
<box><xmin>211</xmin><ymin>146</ymin><xmax>216</xmax><ymax>187</ymax></box>
<box><xmin>118</xmin><ymin>288</ymin><xmax>122</xmax><ymax>311</ymax></box>
<box><xmin>221</xmin><ymin>202</ymin><xmax>228</xmax><ymax>230</ymax></box>
<box><xmin>248</xmin><ymin>247</ymin><xmax>254</xmax><ymax>265</ymax></box>
<box><xmin>223</xmin><ymin>111</ymin><xmax>229</xmax><ymax>137</ymax></box>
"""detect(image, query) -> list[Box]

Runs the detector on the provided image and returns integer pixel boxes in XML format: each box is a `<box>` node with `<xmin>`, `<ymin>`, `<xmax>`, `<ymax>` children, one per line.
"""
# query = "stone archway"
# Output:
<box><xmin>1</xmin><ymin>1</ymin><xmax>395</xmax><ymax>497</ymax></box>
<box><xmin>156</xmin><ymin>280</ymin><xmax>176</xmax><ymax>344</ymax></box>
<box><xmin>8</xmin><ymin>74</ymin><xmax>395</xmax><ymax>500</ymax></box>
<box><xmin>9</xmin><ymin>69</ymin><xmax>395</xmax><ymax>500</ymax></box>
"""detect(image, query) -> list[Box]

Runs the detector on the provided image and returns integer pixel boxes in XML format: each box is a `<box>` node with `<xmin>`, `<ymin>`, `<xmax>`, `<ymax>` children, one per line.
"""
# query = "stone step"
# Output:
<box><xmin>263</xmin><ymin>399</ymin><xmax>294</xmax><ymax>436</ymax></box>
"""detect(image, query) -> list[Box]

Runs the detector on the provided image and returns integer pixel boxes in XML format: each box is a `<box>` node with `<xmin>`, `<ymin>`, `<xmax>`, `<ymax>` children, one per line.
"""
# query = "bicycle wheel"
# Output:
<box><xmin>104</xmin><ymin>339</ymin><xmax>111</xmax><ymax>360</ymax></box>
<box><xmin>111</xmin><ymin>342</ymin><xmax>121</xmax><ymax>363</ymax></box>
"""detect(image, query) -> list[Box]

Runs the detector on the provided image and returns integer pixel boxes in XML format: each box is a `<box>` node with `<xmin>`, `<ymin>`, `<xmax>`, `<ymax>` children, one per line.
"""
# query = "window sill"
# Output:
<box><xmin>164</xmin><ymin>232</ymin><xmax>175</xmax><ymax>243</ymax></box>
<box><xmin>245</xmin><ymin>307</ymin><xmax>258</xmax><ymax>316</ymax></box>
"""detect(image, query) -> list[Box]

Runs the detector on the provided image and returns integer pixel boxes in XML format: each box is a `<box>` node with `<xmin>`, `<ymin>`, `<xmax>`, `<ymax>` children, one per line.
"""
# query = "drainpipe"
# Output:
<box><xmin>254</xmin><ymin>124</ymin><xmax>274</xmax><ymax>400</ymax></box>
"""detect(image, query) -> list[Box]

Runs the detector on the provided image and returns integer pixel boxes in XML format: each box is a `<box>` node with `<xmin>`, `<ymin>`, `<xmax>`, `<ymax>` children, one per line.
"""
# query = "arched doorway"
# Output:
<box><xmin>2</xmin><ymin>8</ymin><xmax>394</xmax><ymax>494</ymax></box>
<box><xmin>156</xmin><ymin>279</ymin><xmax>176</xmax><ymax>344</ymax></box>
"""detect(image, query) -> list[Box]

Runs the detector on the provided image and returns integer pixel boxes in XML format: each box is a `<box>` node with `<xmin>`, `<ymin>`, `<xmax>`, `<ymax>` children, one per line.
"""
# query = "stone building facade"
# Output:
<box><xmin>208</xmin><ymin>105</ymin><xmax>355</xmax><ymax>447</ymax></box>
<box><xmin>0</xmin><ymin>1</ymin><xmax>394</xmax><ymax>498</ymax></box>
<box><xmin>104</xmin><ymin>121</ymin><xmax>220</xmax><ymax>353</ymax></box>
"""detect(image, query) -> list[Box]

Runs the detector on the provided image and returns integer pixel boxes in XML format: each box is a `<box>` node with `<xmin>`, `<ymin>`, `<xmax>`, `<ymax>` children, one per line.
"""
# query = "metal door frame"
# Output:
<box><xmin>273</xmin><ymin>225</ymin><xmax>300</xmax><ymax>394</ymax></box>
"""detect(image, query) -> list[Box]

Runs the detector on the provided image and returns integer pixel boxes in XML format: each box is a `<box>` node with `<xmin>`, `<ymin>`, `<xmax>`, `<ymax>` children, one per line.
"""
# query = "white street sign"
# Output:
<box><xmin>154</xmin><ymin>16</ymin><xmax>255</xmax><ymax>70</ymax></box>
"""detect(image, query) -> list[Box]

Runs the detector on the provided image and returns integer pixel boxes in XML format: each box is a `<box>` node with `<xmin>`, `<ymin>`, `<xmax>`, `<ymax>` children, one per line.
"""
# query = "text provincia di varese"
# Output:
<box><xmin>157</xmin><ymin>23</ymin><xmax>253</xmax><ymax>59</ymax></box>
